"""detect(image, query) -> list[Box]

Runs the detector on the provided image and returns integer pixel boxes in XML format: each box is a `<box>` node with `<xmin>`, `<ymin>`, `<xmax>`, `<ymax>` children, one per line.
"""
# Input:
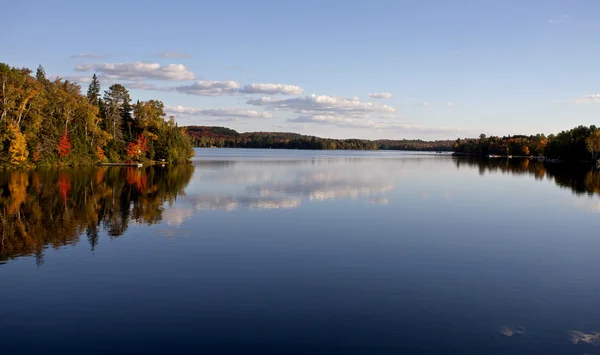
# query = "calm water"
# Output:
<box><xmin>2</xmin><ymin>149</ymin><xmax>600</xmax><ymax>354</ymax></box>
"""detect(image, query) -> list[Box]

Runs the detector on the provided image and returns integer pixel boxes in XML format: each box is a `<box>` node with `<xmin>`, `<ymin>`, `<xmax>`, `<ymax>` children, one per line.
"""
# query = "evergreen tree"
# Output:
<box><xmin>103</xmin><ymin>84</ymin><xmax>131</xmax><ymax>154</ymax></box>
<box><xmin>35</xmin><ymin>65</ymin><xmax>47</xmax><ymax>82</ymax></box>
<box><xmin>86</xmin><ymin>74</ymin><xmax>101</xmax><ymax>106</ymax></box>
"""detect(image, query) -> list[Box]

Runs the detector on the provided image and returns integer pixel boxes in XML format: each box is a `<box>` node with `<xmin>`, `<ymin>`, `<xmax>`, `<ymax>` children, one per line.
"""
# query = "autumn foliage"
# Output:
<box><xmin>95</xmin><ymin>146</ymin><xmax>106</xmax><ymax>161</ymax></box>
<box><xmin>126</xmin><ymin>133</ymin><xmax>148</xmax><ymax>160</ymax></box>
<box><xmin>7</xmin><ymin>123</ymin><xmax>29</xmax><ymax>167</ymax></box>
<box><xmin>0</xmin><ymin>62</ymin><xmax>194</xmax><ymax>169</ymax></box>
<box><xmin>58</xmin><ymin>173</ymin><xmax>71</xmax><ymax>203</ymax></box>
<box><xmin>58</xmin><ymin>130</ymin><xmax>72</xmax><ymax>158</ymax></box>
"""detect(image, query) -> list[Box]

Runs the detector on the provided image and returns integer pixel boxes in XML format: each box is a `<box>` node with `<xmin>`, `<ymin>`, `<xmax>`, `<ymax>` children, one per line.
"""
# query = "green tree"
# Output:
<box><xmin>86</xmin><ymin>74</ymin><xmax>101</xmax><ymax>106</ymax></box>
<box><xmin>103</xmin><ymin>84</ymin><xmax>131</xmax><ymax>155</ymax></box>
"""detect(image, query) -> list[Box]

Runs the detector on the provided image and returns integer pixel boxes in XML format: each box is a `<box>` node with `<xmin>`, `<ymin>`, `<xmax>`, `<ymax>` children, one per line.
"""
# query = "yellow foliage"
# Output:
<box><xmin>8</xmin><ymin>171</ymin><xmax>29</xmax><ymax>214</ymax></box>
<box><xmin>7</xmin><ymin>124</ymin><xmax>28</xmax><ymax>167</ymax></box>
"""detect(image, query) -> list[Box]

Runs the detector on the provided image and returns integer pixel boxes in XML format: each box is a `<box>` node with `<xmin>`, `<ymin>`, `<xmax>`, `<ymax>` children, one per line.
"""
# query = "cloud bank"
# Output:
<box><xmin>165</xmin><ymin>105</ymin><xmax>272</xmax><ymax>118</ymax></box>
<box><xmin>368</xmin><ymin>92</ymin><xmax>393</xmax><ymax>99</ymax></box>
<box><xmin>241</xmin><ymin>83</ymin><xmax>304</xmax><ymax>95</ymax></box>
<box><xmin>75</xmin><ymin>62</ymin><xmax>196</xmax><ymax>81</ymax></box>
<box><xmin>247</xmin><ymin>94</ymin><xmax>397</xmax><ymax>118</ymax></box>
<box><xmin>174</xmin><ymin>80</ymin><xmax>241</xmax><ymax>96</ymax></box>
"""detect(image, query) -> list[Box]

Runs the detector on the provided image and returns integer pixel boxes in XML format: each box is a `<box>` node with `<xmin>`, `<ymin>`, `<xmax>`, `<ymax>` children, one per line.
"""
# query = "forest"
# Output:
<box><xmin>452</xmin><ymin>126</ymin><xmax>600</xmax><ymax>162</ymax></box>
<box><xmin>0</xmin><ymin>63</ymin><xmax>194</xmax><ymax>169</ymax></box>
<box><xmin>186</xmin><ymin>126</ymin><xmax>455</xmax><ymax>151</ymax></box>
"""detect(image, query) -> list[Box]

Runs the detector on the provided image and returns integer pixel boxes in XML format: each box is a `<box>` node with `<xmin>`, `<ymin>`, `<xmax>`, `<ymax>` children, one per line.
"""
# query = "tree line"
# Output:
<box><xmin>0</xmin><ymin>62</ymin><xmax>194</xmax><ymax>169</ymax></box>
<box><xmin>186</xmin><ymin>126</ymin><xmax>455</xmax><ymax>151</ymax></box>
<box><xmin>453</xmin><ymin>125</ymin><xmax>600</xmax><ymax>161</ymax></box>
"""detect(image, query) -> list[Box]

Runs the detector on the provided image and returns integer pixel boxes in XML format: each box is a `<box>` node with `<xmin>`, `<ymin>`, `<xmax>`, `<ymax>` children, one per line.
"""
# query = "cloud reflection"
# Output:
<box><xmin>163</xmin><ymin>207</ymin><xmax>195</xmax><ymax>226</ymax></box>
<box><xmin>192</xmin><ymin>196</ymin><xmax>301</xmax><ymax>211</ymax></box>
<box><xmin>367</xmin><ymin>197</ymin><xmax>390</xmax><ymax>205</ymax></box>
<box><xmin>184</xmin><ymin>166</ymin><xmax>394</xmax><ymax>212</ymax></box>
<box><xmin>569</xmin><ymin>330</ymin><xmax>600</xmax><ymax>346</ymax></box>
<box><xmin>499</xmin><ymin>326</ymin><xmax>526</xmax><ymax>337</ymax></box>
<box><xmin>247</xmin><ymin>172</ymin><xmax>393</xmax><ymax>201</ymax></box>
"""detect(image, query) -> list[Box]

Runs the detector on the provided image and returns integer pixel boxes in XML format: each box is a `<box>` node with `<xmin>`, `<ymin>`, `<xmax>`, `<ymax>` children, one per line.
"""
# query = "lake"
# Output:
<box><xmin>2</xmin><ymin>148</ymin><xmax>600</xmax><ymax>354</ymax></box>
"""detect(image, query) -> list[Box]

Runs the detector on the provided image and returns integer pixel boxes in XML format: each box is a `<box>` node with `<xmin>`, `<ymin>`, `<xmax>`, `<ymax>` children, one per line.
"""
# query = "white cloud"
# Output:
<box><xmin>75</xmin><ymin>62</ymin><xmax>196</xmax><ymax>81</ymax></box>
<box><xmin>49</xmin><ymin>75</ymin><xmax>93</xmax><ymax>84</ymax></box>
<box><xmin>133</xmin><ymin>81</ymin><xmax>304</xmax><ymax>96</ymax></box>
<box><xmin>548</xmin><ymin>14</ymin><xmax>571</xmax><ymax>24</ymax></box>
<box><xmin>70</xmin><ymin>53</ymin><xmax>107</xmax><ymax>59</ymax></box>
<box><xmin>247</xmin><ymin>94</ymin><xmax>397</xmax><ymax>119</ymax></box>
<box><xmin>420</xmin><ymin>101</ymin><xmax>455</xmax><ymax>107</ymax></box>
<box><xmin>164</xmin><ymin>105</ymin><xmax>272</xmax><ymax>118</ymax></box>
<box><xmin>174</xmin><ymin>80</ymin><xmax>240</xmax><ymax>96</ymax></box>
<box><xmin>241</xmin><ymin>83</ymin><xmax>304</xmax><ymax>95</ymax></box>
<box><xmin>286</xmin><ymin>115</ymin><xmax>461</xmax><ymax>134</ymax></box>
<box><xmin>563</xmin><ymin>94</ymin><xmax>600</xmax><ymax>104</ymax></box>
<box><xmin>124</xmin><ymin>82</ymin><xmax>173</xmax><ymax>91</ymax></box>
<box><xmin>368</xmin><ymin>92</ymin><xmax>393</xmax><ymax>99</ymax></box>
<box><xmin>159</xmin><ymin>51</ymin><xmax>193</xmax><ymax>58</ymax></box>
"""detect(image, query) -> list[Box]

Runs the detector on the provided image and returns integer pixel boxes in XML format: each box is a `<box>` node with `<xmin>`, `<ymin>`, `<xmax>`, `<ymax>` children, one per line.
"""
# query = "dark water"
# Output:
<box><xmin>2</xmin><ymin>149</ymin><xmax>600</xmax><ymax>354</ymax></box>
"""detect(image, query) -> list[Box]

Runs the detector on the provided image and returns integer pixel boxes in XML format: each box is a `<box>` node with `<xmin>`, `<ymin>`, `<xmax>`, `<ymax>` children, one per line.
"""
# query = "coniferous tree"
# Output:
<box><xmin>86</xmin><ymin>74</ymin><xmax>101</xmax><ymax>106</ymax></box>
<box><xmin>35</xmin><ymin>65</ymin><xmax>47</xmax><ymax>82</ymax></box>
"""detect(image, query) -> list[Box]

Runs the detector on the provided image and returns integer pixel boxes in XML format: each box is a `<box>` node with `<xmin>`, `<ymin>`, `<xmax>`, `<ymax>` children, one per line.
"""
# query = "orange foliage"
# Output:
<box><xmin>31</xmin><ymin>144</ymin><xmax>41</xmax><ymax>162</ymax></box>
<box><xmin>58</xmin><ymin>173</ymin><xmax>71</xmax><ymax>202</ymax></box>
<box><xmin>126</xmin><ymin>133</ymin><xmax>148</xmax><ymax>160</ymax></box>
<box><xmin>58</xmin><ymin>130</ymin><xmax>71</xmax><ymax>158</ymax></box>
<box><xmin>95</xmin><ymin>146</ymin><xmax>105</xmax><ymax>161</ymax></box>
<box><xmin>126</xmin><ymin>167</ymin><xmax>147</xmax><ymax>192</ymax></box>
<box><xmin>95</xmin><ymin>168</ymin><xmax>105</xmax><ymax>185</ymax></box>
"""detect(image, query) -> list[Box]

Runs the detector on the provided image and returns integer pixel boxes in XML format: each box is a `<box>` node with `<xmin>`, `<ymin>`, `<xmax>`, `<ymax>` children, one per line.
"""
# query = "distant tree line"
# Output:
<box><xmin>453</xmin><ymin>125</ymin><xmax>600</xmax><ymax>161</ymax></box>
<box><xmin>0</xmin><ymin>62</ymin><xmax>194</xmax><ymax>169</ymax></box>
<box><xmin>185</xmin><ymin>126</ymin><xmax>454</xmax><ymax>151</ymax></box>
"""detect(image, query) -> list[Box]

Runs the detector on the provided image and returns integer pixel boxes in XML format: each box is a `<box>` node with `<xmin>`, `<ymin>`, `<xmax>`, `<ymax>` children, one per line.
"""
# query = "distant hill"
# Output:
<box><xmin>184</xmin><ymin>126</ymin><xmax>453</xmax><ymax>151</ymax></box>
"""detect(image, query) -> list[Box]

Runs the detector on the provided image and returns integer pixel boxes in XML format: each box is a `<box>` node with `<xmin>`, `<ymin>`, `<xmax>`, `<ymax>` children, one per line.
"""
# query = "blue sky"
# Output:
<box><xmin>2</xmin><ymin>0</ymin><xmax>599</xmax><ymax>140</ymax></box>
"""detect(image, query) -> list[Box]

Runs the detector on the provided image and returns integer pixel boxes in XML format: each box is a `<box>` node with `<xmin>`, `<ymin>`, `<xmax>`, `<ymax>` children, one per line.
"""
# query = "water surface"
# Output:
<box><xmin>2</xmin><ymin>149</ymin><xmax>600</xmax><ymax>354</ymax></box>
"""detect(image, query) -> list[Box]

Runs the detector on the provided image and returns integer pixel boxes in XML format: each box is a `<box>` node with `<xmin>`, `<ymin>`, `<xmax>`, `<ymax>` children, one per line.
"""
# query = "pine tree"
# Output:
<box><xmin>103</xmin><ymin>84</ymin><xmax>131</xmax><ymax>148</ymax></box>
<box><xmin>35</xmin><ymin>65</ymin><xmax>47</xmax><ymax>82</ymax></box>
<box><xmin>86</xmin><ymin>74</ymin><xmax>101</xmax><ymax>106</ymax></box>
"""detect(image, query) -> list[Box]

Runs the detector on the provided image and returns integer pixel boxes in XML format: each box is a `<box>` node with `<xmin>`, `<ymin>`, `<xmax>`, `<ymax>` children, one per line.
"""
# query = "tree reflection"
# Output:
<box><xmin>0</xmin><ymin>165</ymin><xmax>193</xmax><ymax>263</ymax></box>
<box><xmin>454</xmin><ymin>157</ymin><xmax>600</xmax><ymax>196</ymax></box>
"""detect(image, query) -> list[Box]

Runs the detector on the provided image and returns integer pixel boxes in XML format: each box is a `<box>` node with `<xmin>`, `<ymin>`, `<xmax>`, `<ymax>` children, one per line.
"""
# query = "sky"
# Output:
<box><xmin>1</xmin><ymin>0</ymin><xmax>599</xmax><ymax>140</ymax></box>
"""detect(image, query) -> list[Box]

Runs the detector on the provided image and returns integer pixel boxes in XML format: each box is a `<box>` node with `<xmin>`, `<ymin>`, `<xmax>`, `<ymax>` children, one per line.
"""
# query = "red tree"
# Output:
<box><xmin>58</xmin><ymin>130</ymin><xmax>71</xmax><ymax>158</ymax></box>
<box><xmin>127</xmin><ymin>133</ymin><xmax>148</xmax><ymax>159</ymax></box>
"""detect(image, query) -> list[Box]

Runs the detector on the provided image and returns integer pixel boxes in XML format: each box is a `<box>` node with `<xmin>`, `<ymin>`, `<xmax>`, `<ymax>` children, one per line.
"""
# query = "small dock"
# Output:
<box><xmin>98</xmin><ymin>163</ymin><xmax>143</xmax><ymax>167</ymax></box>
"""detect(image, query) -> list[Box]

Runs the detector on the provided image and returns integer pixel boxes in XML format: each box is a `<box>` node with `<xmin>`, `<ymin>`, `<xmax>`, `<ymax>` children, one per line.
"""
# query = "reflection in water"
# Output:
<box><xmin>4</xmin><ymin>151</ymin><xmax>600</xmax><ymax>354</ymax></box>
<box><xmin>0</xmin><ymin>165</ymin><xmax>193</xmax><ymax>264</ymax></box>
<box><xmin>454</xmin><ymin>158</ymin><xmax>600</xmax><ymax>197</ymax></box>
<box><xmin>192</xmin><ymin>195</ymin><xmax>302</xmax><ymax>211</ymax></box>
<box><xmin>569</xmin><ymin>330</ymin><xmax>600</xmax><ymax>346</ymax></box>
<box><xmin>499</xmin><ymin>326</ymin><xmax>526</xmax><ymax>337</ymax></box>
<box><xmin>186</xmin><ymin>160</ymin><xmax>395</xmax><ymax>212</ymax></box>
